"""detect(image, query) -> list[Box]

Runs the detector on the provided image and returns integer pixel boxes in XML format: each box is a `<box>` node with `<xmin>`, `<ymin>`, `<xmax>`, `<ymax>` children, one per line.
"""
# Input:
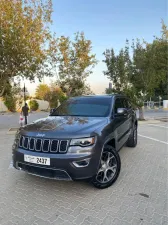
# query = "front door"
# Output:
<box><xmin>113</xmin><ymin>98</ymin><xmax>130</xmax><ymax>150</ymax></box>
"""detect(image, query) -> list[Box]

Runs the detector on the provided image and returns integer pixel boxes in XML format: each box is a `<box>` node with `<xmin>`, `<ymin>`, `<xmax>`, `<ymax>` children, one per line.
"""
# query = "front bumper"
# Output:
<box><xmin>13</xmin><ymin>144</ymin><xmax>102</xmax><ymax>181</ymax></box>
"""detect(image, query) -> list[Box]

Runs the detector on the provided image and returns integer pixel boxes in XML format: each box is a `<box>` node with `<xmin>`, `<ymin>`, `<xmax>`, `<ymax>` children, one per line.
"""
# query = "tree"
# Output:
<box><xmin>154</xmin><ymin>81</ymin><xmax>167</xmax><ymax>99</ymax></box>
<box><xmin>103</xmin><ymin>22</ymin><xmax>168</xmax><ymax>120</ymax></box>
<box><xmin>103</xmin><ymin>40</ymin><xmax>132</xmax><ymax>94</ymax></box>
<box><xmin>131</xmin><ymin>25</ymin><xmax>167</xmax><ymax>118</ymax></box>
<box><xmin>35</xmin><ymin>84</ymin><xmax>50</xmax><ymax>100</ymax></box>
<box><xmin>56</xmin><ymin>32</ymin><xmax>97</xmax><ymax>97</ymax></box>
<box><xmin>0</xmin><ymin>0</ymin><xmax>57</xmax><ymax>96</ymax></box>
<box><xmin>82</xmin><ymin>84</ymin><xmax>95</xmax><ymax>95</ymax></box>
<box><xmin>3</xmin><ymin>82</ymin><xmax>21</xmax><ymax>111</ymax></box>
<box><xmin>44</xmin><ymin>84</ymin><xmax>67</xmax><ymax>108</ymax></box>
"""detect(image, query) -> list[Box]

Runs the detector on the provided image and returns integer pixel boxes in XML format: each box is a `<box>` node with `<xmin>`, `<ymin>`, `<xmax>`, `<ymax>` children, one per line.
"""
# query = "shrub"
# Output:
<box><xmin>4</xmin><ymin>96</ymin><xmax>16</xmax><ymax>112</ymax></box>
<box><xmin>59</xmin><ymin>95</ymin><xmax>68</xmax><ymax>103</ymax></box>
<box><xmin>29</xmin><ymin>100</ymin><xmax>39</xmax><ymax>111</ymax></box>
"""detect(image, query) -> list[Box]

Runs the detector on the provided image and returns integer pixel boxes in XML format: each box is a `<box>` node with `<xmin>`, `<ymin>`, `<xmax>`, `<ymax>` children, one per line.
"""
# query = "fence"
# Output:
<box><xmin>144</xmin><ymin>101</ymin><xmax>163</xmax><ymax>109</ymax></box>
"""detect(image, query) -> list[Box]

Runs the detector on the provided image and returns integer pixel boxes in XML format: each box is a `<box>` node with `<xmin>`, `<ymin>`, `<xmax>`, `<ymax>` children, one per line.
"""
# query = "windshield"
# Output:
<box><xmin>50</xmin><ymin>97</ymin><xmax>112</xmax><ymax>117</ymax></box>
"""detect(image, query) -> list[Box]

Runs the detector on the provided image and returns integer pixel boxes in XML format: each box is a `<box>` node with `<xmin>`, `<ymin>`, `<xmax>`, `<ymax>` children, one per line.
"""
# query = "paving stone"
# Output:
<box><xmin>0</xmin><ymin>127</ymin><xmax>167</xmax><ymax>225</ymax></box>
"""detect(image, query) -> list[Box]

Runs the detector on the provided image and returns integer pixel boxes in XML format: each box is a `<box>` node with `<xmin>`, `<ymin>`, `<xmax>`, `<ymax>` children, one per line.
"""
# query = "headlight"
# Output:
<box><xmin>70</xmin><ymin>137</ymin><xmax>95</xmax><ymax>147</ymax></box>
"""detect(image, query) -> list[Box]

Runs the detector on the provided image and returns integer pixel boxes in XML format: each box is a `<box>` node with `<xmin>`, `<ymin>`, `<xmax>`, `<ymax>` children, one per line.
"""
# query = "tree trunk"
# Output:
<box><xmin>139</xmin><ymin>107</ymin><xmax>145</xmax><ymax>120</ymax></box>
<box><xmin>0</xmin><ymin>86</ymin><xmax>5</xmax><ymax>97</ymax></box>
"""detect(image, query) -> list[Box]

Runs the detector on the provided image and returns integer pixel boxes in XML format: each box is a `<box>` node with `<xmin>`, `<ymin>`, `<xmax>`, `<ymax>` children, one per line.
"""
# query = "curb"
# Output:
<box><xmin>138</xmin><ymin>120</ymin><xmax>162</xmax><ymax>124</ymax></box>
<box><xmin>7</xmin><ymin>127</ymin><xmax>19</xmax><ymax>135</ymax></box>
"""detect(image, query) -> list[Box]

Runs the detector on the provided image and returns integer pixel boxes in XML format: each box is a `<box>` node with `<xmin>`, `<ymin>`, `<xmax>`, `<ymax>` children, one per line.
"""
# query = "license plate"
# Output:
<box><xmin>24</xmin><ymin>155</ymin><xmax>50</xmax><ymax>165</ymax></box>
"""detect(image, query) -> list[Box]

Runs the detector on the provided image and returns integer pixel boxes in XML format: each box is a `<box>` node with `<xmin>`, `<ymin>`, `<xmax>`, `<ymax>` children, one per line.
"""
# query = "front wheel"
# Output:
<box><xmin>91</xmin><ymin>145</ymin><xmax>121</xmax><ymax>189</ymax></box>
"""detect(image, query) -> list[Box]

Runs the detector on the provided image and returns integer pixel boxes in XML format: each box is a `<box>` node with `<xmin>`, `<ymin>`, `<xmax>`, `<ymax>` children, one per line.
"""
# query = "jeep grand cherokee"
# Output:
<box><xmin>12</xmin><ymin>95</ymin><xmax>138</xmax><ymax>189</ymax></box>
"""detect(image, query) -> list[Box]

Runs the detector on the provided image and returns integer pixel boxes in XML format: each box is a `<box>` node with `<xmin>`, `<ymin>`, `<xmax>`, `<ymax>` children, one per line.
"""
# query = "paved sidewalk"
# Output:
<box><xmin>0</xmin><ymin>125</ymin><xmax>167</xmax><ymax>225</ymax></box>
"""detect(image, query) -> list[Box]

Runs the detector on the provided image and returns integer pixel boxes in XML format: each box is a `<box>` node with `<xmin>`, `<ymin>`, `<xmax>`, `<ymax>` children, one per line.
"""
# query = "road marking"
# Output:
<box><xmin>138</xmin><ymin>134</ymin><xmax>168</xmax><ymax>145</ymax></box>
<box><xmin>148</xmin><ymin>124</ymin><xmax>168</xmax><ymax>129</ymax></box>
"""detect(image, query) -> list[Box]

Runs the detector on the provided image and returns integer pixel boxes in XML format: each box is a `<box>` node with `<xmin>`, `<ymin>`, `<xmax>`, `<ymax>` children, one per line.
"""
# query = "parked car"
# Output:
<box><xmin>12</xmin><ymin>94</ymin><xmax>138</xmax><ymax>189</ymax></box>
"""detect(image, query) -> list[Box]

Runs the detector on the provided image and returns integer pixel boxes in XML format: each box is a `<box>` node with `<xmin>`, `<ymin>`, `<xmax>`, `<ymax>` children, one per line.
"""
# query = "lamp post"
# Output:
<box><xmin>22</xmin><ymin>83</ymin><xmax>28</xmax><ymax>125</ymax></box>
<box><xmin>23</xmin><ymin>83</ymin><xmax>26</xmax><ymax>105</ymax></box>
<box><xmin>159</xmin><ymin>96</ymin><xmax>162</xmax><ymax>109</ymax></box>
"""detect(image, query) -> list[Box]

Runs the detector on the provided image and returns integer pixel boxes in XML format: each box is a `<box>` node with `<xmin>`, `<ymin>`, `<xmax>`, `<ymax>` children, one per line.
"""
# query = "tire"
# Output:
<box><xmin>126</xmin><ymin>125</ymin><xmax>137</xmax><ymax>147</ymax></box>
<box><xmin>91</xmin><ymin>145</ymin><xmax>121</xmax><ymax>189</ymax></box>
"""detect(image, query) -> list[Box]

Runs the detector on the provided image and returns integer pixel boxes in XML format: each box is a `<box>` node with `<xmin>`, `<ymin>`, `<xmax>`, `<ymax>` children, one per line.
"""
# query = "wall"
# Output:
<box><xmin>163</xmin><ymin>100</ymin><xmax>168</xmax><ymax>109</ymax></box>
<box><xmin>0</xmin><ymin>99</ymin><xmax>8</xmax><ymax>112</ymax></box>
<box><xmin>27</xmin><ymin>99</ymin><xmax>49</xmax><ymax>111</ymax></box>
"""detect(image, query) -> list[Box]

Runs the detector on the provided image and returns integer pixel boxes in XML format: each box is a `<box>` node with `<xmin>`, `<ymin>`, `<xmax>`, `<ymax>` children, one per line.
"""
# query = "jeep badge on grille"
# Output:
<box><xmin>36</xmin><ymin>133</ymin><xmax>45</xmax><ymax>137</ymax></box>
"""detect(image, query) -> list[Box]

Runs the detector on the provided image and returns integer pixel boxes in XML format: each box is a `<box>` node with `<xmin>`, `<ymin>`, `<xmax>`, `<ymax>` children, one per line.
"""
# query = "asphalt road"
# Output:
<box><xmin>0</xmin><ymin>114</ymin><xmax>167</xmax><ymax>225</ymax></box>
<box><xmin>140</xmin><ymin>109</ymin><xmax>168</xmax><ymax>119</ymax></box>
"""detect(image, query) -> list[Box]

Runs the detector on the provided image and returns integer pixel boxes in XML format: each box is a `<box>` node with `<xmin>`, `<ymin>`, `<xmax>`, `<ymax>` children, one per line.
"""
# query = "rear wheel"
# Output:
<box><xmin>127</xmin><ymin>125</ymin><xmax>137</xmax><ymax>147</ymax></box>
<box><xmin>91</xmin><ymin>145</ymin><xmax>121</xmax><ymax>189</ymax></box>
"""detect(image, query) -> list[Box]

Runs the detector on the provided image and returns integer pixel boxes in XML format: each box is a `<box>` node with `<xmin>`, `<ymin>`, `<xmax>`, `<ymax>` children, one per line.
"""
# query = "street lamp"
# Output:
<box><xmin>159</xmin><ymin>96</ymin><xmax>162</xmax><ymax>109</ymax></box>
<box><xmin>23</xmin><ymin>83</ymin><xmax>26</xmax><ymax>105</ymax></box>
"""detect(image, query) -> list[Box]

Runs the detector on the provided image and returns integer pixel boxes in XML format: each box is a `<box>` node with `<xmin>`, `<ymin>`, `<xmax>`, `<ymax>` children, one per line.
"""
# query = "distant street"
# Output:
<box><xmin>0</xmin><ymin>109</ymin><xmax>167</xmax><ymax>130</ymax></box>
<box><xmin>142</xmin><ymin>109</ymin><xmax>168</xmax><ymax>119</ymax></box>
<box><xmin>0</xmin><ymin>112</ymin><xmax>48</xmax><ymax>130</ymax></box>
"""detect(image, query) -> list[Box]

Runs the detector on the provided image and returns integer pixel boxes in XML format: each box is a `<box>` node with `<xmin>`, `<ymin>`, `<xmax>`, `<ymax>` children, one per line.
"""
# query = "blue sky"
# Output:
<box><xmin>28</xmin><ymin>0</ymin><xmax>167</xmax><ymax>94</ymax></box>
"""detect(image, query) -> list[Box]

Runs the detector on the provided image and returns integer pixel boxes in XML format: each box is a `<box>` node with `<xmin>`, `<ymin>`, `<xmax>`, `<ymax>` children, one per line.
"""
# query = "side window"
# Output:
<box><xmin>123</xmin><ymin>98</ymin><xmax>129</xmax><ymax>108</ymax></box>
<box><xmin>128</xmin><ymin>100</ymin><xmax>132</xmax><ymax>109</ymax></box>
<box><xmin>114</xmin><ymin>98</ymin><xmax>125</xmax><ymax>113</ymax></box>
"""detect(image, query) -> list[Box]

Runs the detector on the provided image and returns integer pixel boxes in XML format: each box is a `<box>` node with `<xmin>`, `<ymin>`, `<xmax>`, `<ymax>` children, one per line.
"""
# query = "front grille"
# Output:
<box><xmin>19</xmin><ymin>136</ymin><xmax>69</xmax><ymax>154</ymax></box>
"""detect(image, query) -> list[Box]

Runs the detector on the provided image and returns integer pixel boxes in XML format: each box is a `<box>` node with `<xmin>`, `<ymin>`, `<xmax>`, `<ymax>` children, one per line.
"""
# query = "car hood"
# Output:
<box><xmin>20</xmin><ymin>116</ymin><xmax>108</xmax><ymax>138</ymax></box>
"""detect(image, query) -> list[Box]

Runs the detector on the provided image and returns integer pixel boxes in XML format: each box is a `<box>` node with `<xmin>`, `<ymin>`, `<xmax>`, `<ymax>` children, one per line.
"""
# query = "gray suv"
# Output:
<box><xmin>12</xmin><ymin>95</ymin><xmax>138</xmax><ymax>189</ymax></box>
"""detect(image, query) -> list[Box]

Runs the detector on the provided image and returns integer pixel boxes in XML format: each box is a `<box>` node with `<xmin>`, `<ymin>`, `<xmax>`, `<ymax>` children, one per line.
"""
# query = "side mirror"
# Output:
<box><xmin>50</xmin><ymin>108</ymin><xmax>56</xmax><ymax>115</ymax></box>
<box><xmin>117</xmin><ymin>108</ymin><xmax>128</xmax><ymax>116</ymax></box>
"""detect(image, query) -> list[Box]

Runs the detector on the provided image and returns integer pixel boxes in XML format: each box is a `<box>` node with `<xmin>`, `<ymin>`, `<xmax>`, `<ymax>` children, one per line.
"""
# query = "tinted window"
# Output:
<box><xmin>50</xmin><ymin>97</ymin><xmax>112</xmax><ymax>117</ymax></box>
<box><xmin>114</xmin><ymin>98</ymin><xmax>125</xmax><ymax>113</ymax></box>
<box><xmin>123</xmin><ymin>98</ymin><xmax>132</xmax><ymax>108</ymax></box>
<box><xmin>123</xmin><ymin>98</ymin><xmax>129</xmax><ymax>108</ymax></box>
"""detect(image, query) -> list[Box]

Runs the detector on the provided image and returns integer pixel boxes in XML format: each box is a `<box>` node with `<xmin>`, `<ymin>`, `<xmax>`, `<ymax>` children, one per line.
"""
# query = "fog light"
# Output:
<box><xmin>72</xmin><ymin>158</ymin><xmax>90</xmax><ymax>167</ymax></box>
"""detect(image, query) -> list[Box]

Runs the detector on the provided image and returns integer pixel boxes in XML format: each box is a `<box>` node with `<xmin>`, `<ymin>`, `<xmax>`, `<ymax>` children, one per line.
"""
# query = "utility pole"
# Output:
<box><xmin>23</xmin><ymin>83</ymin><xmax>27</xmax><ymax>125</ymax></box>
<box><xmin>23</xmin><ymin>83</ymin><xmax>26</xmax><ymax>105</ymax></box>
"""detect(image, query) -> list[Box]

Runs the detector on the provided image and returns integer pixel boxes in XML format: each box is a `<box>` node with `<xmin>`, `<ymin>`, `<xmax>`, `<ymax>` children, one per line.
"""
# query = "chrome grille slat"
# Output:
<box><xmin>19</xmin><ymin>136</ymin><xmax>69</xmax><ymax>153</ymax></box>
<box><xmin>35</xmin><ymin>139</ymin><xmax>42</xmax><ymax>151</ymax></box>
<box><xmin>42</xmin><ymin>139</ymin><xmax>50</xmax><ymax>152</ymax></box>
<box><xmin>59</xmin><ymin>140</ymin><xmax>69</xmax><ymax>153</ymax></box>
<box><xmin>23</xmin><ymin>137</ymin><xmax>29</xmax><ymax>149</ymax></box>
<box><xmin>19</xmin><ymin>136</ymin><xmax>24</xmax><ymax>147</ymax></box>
<box><xmin>29</xmin><ymin>138</ymin><xmax>35</xmax><ymax>150</ymax></box>
<box><xmin>50</xmin><ymin>140</ymin><xmax>59</xmax><ymax>153</ymax></box>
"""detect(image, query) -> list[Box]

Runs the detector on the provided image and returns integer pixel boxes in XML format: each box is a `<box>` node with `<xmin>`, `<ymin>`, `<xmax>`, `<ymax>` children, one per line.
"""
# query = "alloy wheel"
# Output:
<box><xmin>96</xmin><ymin>151</ymin><xmax>117</xmax><ymax>184</ymax></box>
